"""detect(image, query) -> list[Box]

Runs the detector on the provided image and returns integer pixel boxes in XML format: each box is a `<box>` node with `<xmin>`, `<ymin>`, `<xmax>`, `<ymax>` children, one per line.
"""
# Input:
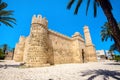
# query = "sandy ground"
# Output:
<box><xmin>0</xmin><ymin>60</ymin><xmax>120</xmax><ymax>80</ymax></box>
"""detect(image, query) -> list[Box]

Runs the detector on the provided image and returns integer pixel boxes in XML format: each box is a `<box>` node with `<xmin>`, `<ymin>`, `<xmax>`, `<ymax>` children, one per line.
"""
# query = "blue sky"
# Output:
<box><xmin>0</xmin><ymin>0</ymin><xmax>120</xmax><ymax>52</ymax></box>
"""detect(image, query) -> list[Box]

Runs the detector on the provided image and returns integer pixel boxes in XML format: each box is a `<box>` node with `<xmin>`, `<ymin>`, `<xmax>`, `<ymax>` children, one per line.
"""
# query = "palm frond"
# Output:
<box><xmin>86</xmin><ymin>0</ymin><xmax>90</xmax><ymax>16</ymax></box>
<box><xmin>0</xmin><ymin>19</ymin><xmax>14</xmax><ymax>28</ymax></box>
<box><xmin>74</xmin><ymin>0</ymin><xmax>83</xmax><ymax>14</ymax></box>
<box><xmin>93</xmin><ymin>1</ymin><xmax>97</xmax><ymax>17</ymax></box>
<box><xmin>0</xmin><ymin>10</ymin><xmax>14</xmax><ymax>16</ymax></box>
<box><xmin>100</xmin><ymin>22</ymin><xmax>114</xmax><ymax>42</ymax></box>
<box><xmin>0</xmin><ymin>17</ymin><xmax>16</xmax><ymax>24</ymax></box>
<box><xmin>109</xmin><ymin>44</ymin><xmax>116</xmax><ymax>52</ymax></box>
<box><xmin>0</xmin><ymin>1</ymin><xmax>16</xmax><ymax>28</ymax></box>
<box><xmin>67</xmin><ymin>0</ymin><xmax>75</xmax><ymax>9</ymax></box>
<box><xmin>0</xmin><ymin>2</ymin><xmax>7</xmax><ymax>10</ymax></box>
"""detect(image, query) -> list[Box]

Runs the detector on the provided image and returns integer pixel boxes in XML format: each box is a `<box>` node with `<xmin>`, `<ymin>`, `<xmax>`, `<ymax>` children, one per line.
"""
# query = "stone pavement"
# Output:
<box><xmin>0</xmin><ymin>60</ymin><xmax>120</xmax><ymax>80</ymax></box>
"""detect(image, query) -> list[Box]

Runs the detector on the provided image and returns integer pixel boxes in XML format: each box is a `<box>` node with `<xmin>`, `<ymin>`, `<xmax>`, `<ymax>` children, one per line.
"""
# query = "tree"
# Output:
<box><xmin>114</xmin><ymin>55</ymin><xmax>120</xmax><ymax>62</ymax></box>
<box><xmin>101</xmin><ymin>22</ymin><xmax>113</xmax><ymax>42</ymax></box>
<box><xmin>109</xmin><ymin>44</ymin><xmax>119</xmax><ymax>52</ymax></box>
<box><xmin>0</xmin><ymin>48</ymin><xmax>5</xmax><ymax>59</ymax></box>
<box><xmin>101</xmin><ymin>22</ymin><xmax>120</xmax><ymax>52</ymax></box>
<box><xmin>2</xmin><ymin>44</ymin><xmax>8</xmax><ymax>54</ymax></box>
<box><xmin>0</xmin><ymin>44</ymin><xmax>13</xmax><ymax>59</ymax></box>
<box><xmin>67</xmin><ymin>0</ymin><xmax>120</xmax><ymax>51</ymax></box>
<box><xmin>0</xmin><ymin>0</ymin><xmax>16</xmax><ymax>28</ymax></box>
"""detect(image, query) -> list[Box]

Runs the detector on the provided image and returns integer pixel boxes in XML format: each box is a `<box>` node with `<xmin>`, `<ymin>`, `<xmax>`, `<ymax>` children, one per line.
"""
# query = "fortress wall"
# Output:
<box><xmin>78</xmin><ymin>40</ymin><xmax>87</xmax><ymax>62</ymax></box>
<box><xmin>23</xmin><ymin>24</ymin><xmax>49</xmax><ymax>67</ymax></box>
<box><xmin>13</xmin><ymin>43</ymin><xmax>19</xmax><ymax>61</ymax></box>
<box><xmin>85</xmin><ymin>45</ymin><xmax>97</xmax><ymax>62</ymax></box>
<box><xmin>23</xmin><ymin>36</ymin><xmax>30</xmax><ymax>62</ymax></box>
<box><xmin>48</xmin><ymin>30</ymin><xmax>73</xmax><ymax>64</ymax></box>
<box><xmin>71</xmin><ymin>39</ymin><xmax>84</xmax><ymax>63</ymax></box>
<box><xmin>13</xmin><ymin>36</ymin><xmax>26</xmax><ymax>62</ymax></box>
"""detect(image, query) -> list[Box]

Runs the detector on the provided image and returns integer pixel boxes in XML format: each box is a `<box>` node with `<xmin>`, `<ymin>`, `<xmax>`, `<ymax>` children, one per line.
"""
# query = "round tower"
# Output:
<box><xmin>24</xmin><ymin>14</ymin><xmax>49</xmax><ymax>67</ymax></box>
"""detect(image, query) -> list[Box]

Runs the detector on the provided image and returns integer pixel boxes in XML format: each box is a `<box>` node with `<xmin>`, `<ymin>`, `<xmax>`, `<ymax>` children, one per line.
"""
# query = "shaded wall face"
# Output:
<box><xmin>5</xmin><ymin>52</ymin><xmax>14</xmax><ymax>60</ymax></box>
<box><xmin>71</xmin><ymin>39</ymin><xmax>86</xmax><ymax>63</ymax></box>
<box><xmin>48</xmin><ymin>32</ymin><xmax>73</xmax><ymax>64</ymax></box>
<box><xmin>78</xmin><ymin>41</ymin><xmax>86</xmax><ymax>63</ymax></box>
<box><xmin>13</xmin><ymin>37</ymin><xmax>25</xmax><ymax>62</ymax></box>
<box><xmin>85</xmin><ymin>45</ymin><xmax>97</xmax><ymax>62</ymax></box>
<box><xmin>23</xmin><ymin>37</ymin><xmax>30</xmax><ymax>62</ymax></box>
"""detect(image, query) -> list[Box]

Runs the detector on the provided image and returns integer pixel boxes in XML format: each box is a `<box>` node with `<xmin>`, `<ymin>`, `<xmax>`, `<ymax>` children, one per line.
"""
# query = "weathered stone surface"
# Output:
<box><xmin>84</xmin><ymin>26</ymin><xmax>97</xmax><ymax>62</ymax></box>
<box><xmin>13</xmin><ymin>14</ymin><xmax>97</xmax><ymax>67</ymax></box>
<box><xmin>5</xmin><ymin>52</ymin><xmax>14</xmax><ymax>60</ymax></box>
<box><xmin>13</xmin><ymin>36</ymin><xmax>25</xmax><ymax>62</ymax></box>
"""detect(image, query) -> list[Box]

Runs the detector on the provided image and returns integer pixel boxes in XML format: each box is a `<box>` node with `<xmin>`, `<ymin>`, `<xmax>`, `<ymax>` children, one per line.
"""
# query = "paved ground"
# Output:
<box><xmin>0</xmin><ymin>60</ymin><xmax>120</xmax><ymax>80</ymax></box>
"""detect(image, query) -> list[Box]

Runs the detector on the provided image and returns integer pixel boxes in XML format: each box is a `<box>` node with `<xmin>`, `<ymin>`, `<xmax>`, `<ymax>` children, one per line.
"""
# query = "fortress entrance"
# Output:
<box><xmin>82</xmin><ymin>49</ymin><xmax>85</xmax><ymax>63</ymax></box>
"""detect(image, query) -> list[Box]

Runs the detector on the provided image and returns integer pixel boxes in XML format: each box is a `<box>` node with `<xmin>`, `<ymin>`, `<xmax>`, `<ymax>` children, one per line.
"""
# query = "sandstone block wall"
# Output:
<box><xmin>5</xmin><ymin>52</ymin><xmax>14</xmax><ymax>60</ymax></box>
<box><xmin>48</xmin><ymin>30</ymin><xmax>73</xmax><ymax>64</ymax></box>
<box><xmin>13</xmin><ymin>36</ymin><xmax>25</xmax><ymax>62</ymax></box>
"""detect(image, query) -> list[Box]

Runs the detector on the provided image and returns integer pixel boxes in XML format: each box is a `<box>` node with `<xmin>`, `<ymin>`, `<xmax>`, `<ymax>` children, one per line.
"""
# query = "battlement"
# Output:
<box><xmin>31</xmin><ymin>14</ymin><xmax>48</xmax><ymax>27</ymax></box>
<box><xmin>84</xmin><ymin>25</ymin><xmax>89</xmax><ymax>33</ymax></box>
<box><xmin>19</xmin><ymin>36</ymin><xmax>26</xmax><ymax>42</ymax></box>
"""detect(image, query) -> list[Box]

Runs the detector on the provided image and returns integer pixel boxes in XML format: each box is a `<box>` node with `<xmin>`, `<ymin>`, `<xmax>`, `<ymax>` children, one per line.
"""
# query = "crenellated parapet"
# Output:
<box><xmin>19</xmin><ymin>36</ymin><xmax>26</xmax><ymax>43</ymax></box>
<box><xmin>31</xmin><ymin>14</ymin><xmax>48</xmax><ymax>28</ymax></box>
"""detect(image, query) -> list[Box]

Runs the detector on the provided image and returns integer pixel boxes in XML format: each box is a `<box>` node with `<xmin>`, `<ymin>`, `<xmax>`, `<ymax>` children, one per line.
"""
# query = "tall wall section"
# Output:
<box><xmin>13</xmin><ymin>36</ymin><xmax>25</xmax><ymax>62</ymax></box>
<box><xmin>48</xmin><ymin>30</ymin><xmax>73</xmax><ymax>64</ymax></box>
<box><xmin>71</xmin><ymin>32</ymin><xmax>87</xmax><ymax>63</ymax></box>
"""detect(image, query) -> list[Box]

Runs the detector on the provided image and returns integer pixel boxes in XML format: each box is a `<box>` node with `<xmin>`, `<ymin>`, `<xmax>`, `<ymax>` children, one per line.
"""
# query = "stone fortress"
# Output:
<box><xmin>13</xmin><ymin>14</ymin><xmax>97</xmax><ymax>67</ymax></box>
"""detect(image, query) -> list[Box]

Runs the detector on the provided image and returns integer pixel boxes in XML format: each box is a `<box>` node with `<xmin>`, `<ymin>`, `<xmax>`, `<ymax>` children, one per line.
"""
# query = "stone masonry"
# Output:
<box><xmin>13</xmin><ymin>14</ymin><xmax>97</xmax><ymax>67</ymax></box>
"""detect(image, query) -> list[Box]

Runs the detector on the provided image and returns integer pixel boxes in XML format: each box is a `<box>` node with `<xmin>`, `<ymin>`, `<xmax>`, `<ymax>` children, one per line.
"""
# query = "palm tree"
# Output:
<box><xmin>101</xmin><ymin>22</ymin><xmax>113</xmax><ymax>42</ymax></box>
<box><xmin>0</xmin><ymin>44</ymin><xmax>8</xmax><ymax>59</ymax></box>
<box><xmin>101</xmin><ymin>22</ymin><xmax>120</xmax><ymax>52</ymax></box>
<box><xmin>0</xmin><ymin>48</ymin><xmax>5</xmax><ymax>59</ymax></box>
<box><xmin>109</xmin><ymin>44</ymin><xmax>118</xmax><ymax>52</ymax></box>
<box><xmin>0</xmin><ymin>0</ymin><xmax>16</xmax><ymax>28</ymax></box>
<box><xmin>67</xmin><ymin>0</ymin><xmax>120</xmax><ymax>51</ymax></box>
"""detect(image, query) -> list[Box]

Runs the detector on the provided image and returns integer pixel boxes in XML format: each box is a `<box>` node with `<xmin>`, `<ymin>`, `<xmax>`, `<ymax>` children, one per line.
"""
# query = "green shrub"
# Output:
<box><xmin>0</xmin><ymin>53</ymin><xmax>5</xmax><ymax>59</ymax></box>
<box><xmin>114</xmin><ymin>55</ymin><xmax>120</xmax><ymax>62</ymax></box>
<box><xmin>0</xmin><ymin>49</ymin><xmax>5</xmax><ymax>59</ymax></box>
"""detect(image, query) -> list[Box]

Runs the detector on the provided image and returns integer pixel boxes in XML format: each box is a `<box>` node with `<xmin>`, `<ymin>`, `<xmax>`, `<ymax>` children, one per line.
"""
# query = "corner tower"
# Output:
<box><xmin>24</xmin><ymin>15</ymin><xmax>49</xmax><ymax>67</ymax></box>
<box><xmin>84</xmin><ymin>26</ymin><xmax>97</xmax><ymax>62</ymax></box>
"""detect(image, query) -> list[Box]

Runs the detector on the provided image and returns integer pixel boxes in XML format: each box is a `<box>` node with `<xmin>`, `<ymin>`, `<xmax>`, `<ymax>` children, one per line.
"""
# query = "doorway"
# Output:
<box><xmin>82</xmin><ymin>49</ymin><xmax>85</xmax><ymax>63</ymax></box>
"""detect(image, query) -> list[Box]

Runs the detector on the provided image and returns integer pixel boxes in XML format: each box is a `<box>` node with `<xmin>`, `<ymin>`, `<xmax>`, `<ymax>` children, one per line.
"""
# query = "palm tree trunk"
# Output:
<box><xmin>98</xmin><ymin>0</ymin><xmax>120</xmax><ymax>52</ymax></box>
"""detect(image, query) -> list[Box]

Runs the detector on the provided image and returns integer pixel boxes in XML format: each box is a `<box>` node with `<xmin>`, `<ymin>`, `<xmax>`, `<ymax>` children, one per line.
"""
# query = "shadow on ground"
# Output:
<box><xmin>105</xmin><ymin>62</ymin><xmax>120</xmax><ymax>65</ymax></box>
<box><xmin>81</xmin><ymin>69</ymin><xmax>120</xmax><ymax>80</ymax></box>
<box><xmin>0</xmin><ymin>60</ymin><xmax>5</xmax><ymax>62</ymax></box>
<box><xmin>0</xmin><ymin>64</ymin><xmax>21</xmax><ymax>69</ymax></box>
